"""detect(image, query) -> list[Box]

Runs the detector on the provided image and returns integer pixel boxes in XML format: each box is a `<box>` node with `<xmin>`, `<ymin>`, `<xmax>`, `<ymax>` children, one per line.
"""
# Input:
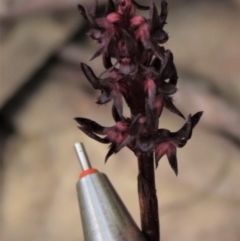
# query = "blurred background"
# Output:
<box><xmin>1</xmin><ymin>0</ymin><xmax>240</xmax><ymax>240</ymax></box>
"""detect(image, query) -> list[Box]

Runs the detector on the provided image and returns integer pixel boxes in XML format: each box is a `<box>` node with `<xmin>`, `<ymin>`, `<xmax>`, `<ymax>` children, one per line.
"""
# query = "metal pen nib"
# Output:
<box><xmin>75</xmin><ymin>142</ymin><xmax>147</xmax><ymax>241</ymax></box>
<box><xmin>74</xmin><ymin>142</ymin><xmax>91</xmax><ymax>171</ymax></box>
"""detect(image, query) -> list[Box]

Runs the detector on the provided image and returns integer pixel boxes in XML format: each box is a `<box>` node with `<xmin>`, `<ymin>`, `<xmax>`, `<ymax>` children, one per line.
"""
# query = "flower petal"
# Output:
<box><xmin>151</xmin><ymin>41</ymin><xmax>165</xmax><ymax>61</ymax></box>
<box><xmin>159</xmin><ymin>49</ymin><xmax>170</xmax><ymax>76</ymax></box>
<box><xmin>102</xmin><ymin>55</ymin><xmax>113</xmax><ymax>69</ymax></box>
<box><xmin>151</xmin><ymin>56</ymin><xmax>161</xmax><ymax>70</ymax></box>
<box><xmin>155</xmin><ymin>142</ymin><xmax>169</xmax><ymax>168</ymax></box>
<box><xmin>112</xmin><ymin>105</ymin><xmax>122</xmax><ymax>122</ymax></box>
<box><xmin>96</xmin><ymin>90</ymin><xmax>112</xmax><ymax>104</ymax></box>
<box><xmin>74</xmin><ymin>117</ymin><xmax>108</xmax><ymax>134</ymax></box>
<box><xmin>145</xmin><ymin>78</ymin><xmax>156</xmax><ymax>110</ymax></box>
<box><xmin>78</xmin><ymin>127</ymin><xmax>110</xmax><ymax>144</ymax></box>
<box><xmin>115</xmin><ymin>135</ymin><xmax>134</xmax><ymax>152</ymax></box>
<box><xmin>192</xmin><ymin>111</ymin><xmax>203</xmax><ymax>129</ymax></box>
<box><xmin>81</xmin><ymin>63</ymin><xmax>100</xmax><ymax>89</ymax></box>
<box><xmin>152</xmin><ymin>29</ymin><xmax>169</xmax><ymax>44</ymax></box>
<box><xmin>149</xmin><ymin>1</ymin><xmax>159</xmax><ymax>31</ymax></box>
<box><xmin>90</xmin><ymin>45</ymin><xmax>105</xmax><ymax>61</ymax></box>
<box><xmin>164</xmin><ymin>97</ymin><xmax>185</xmax><ymax>119</ymax></box>
<box><xmin>188</xmin><ymin>111</ymin><xmax>203</xmax><ymax>139</ymax></box>
<box><xmin>112</xmin><ymin>89</ymin><xmax>123</xmax><ymax>118</ymax></box>
<box><xmin>105</xmin><ymin>144</ymin><xmax>116</xmax><ymax>163</ymax></box>
<box><xmin>160</xmin><ymin>51</ymin><xmax>178</xmax><ymax>84</ymax></box>
<box><xmin>166</xmin><ymin>143</ymin><xmax>178</xmax><ymax>175</ymax></box>
<box><xmin>159</xmin><ymin>0</ymin><xmax>168</xmax><ymax>27</ymax></box>
<box><xmin>78</xmin><ymin>4</ymin><xmax>99</xmax><ymax>28</ymax></box>
<box><xmin>172</xmin><ymin>114</ymin><xmax>192</xmax><ymax>147</ymax></box>
<box><xmin>159</xmin><ymin>83</ymin><xmax>177</xmax><ymax>95</ymax></box>
<box><xmin>78</xmin><ymin>5</ymin><xmax>87</xmax><ymax>20</ymax></box>
<box><xmin>89</xmin><ymin>0</ymin><xmax>98</xmax><ymax>17</ymax></box>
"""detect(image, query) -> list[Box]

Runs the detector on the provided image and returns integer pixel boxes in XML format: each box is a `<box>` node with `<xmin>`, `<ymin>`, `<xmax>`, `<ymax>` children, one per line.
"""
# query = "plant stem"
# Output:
<box><xmin>138</xmin><ymin>152</ymin><xmax>160</xmax><ymax>241</ymax></box>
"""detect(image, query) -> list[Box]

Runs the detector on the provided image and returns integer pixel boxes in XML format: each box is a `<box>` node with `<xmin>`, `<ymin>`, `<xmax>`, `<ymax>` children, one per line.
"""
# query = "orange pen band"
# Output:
<box><xmin>79</xmin><ymin>168</ymin><xmax>98</xmax><ymax>179</ymax></box>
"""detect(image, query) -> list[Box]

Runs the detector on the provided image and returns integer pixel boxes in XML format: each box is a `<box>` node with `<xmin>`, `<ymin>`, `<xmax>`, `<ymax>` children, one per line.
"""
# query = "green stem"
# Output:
<box><xmin>138</xmin><ymin>152</ymin><xmax>160</xmax><ymax>241</ymax></box>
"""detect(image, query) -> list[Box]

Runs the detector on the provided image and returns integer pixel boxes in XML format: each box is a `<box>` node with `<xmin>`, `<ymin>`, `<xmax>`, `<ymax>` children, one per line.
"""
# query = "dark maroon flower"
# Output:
<box><xmin>76</xmin><ymin>0</ymin><xmax>203</xmax><ymax>175</ymax></box>
<box><xmin>76</xmin><ymin>1</ymin><xmax>203</xmax><ymax>240</ymax></box>
<box><xmin>75</xmin><ymin>111</ymin><xmax>202</xmax><ymax>174</ymax></box>
<box><xmin>154</xmin><ymin>111</ymin><xmax>203</xmax><ymax>175</ymax></box>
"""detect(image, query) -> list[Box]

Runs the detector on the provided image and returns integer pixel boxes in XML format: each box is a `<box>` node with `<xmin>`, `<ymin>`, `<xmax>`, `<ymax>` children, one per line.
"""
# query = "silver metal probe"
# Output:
<box><xmin>75</xmin><ymin>142</ymin><xmax>147</xmax><ymax>241</ymax></box>
<box><xmin>74</xmin><ymin>142</ymin><xmax>91</xmax><ymax>171</ymax></box>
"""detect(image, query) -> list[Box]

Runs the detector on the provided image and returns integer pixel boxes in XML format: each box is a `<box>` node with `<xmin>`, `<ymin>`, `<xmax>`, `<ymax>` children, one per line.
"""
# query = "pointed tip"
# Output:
<box><xmin>78</xmin><ymin>5</ymin><xmax>87</xmax><ymax>20</ymax></box>
<box><xmin>149</xmin><ymin>0</ymin><xmax>159</xmax><ymax>27</ymax></box>
<box><xmin>170</xmin><ymin>159</ymin><xmax>178</xmax><ymax>176</ymax></box>
<box><xmin>164</xmin><ymin>97</ymin><xmax>185</xmax><ymax>119</ymax></box>
<box><xmin>198</xmin><ymin>111</ymin><xmax>204</xmax><ymax>116</ymax></box>
<box><xmin>89</xmin><ymin>46</ymin><xmax>104</xmax><ymax>61</ymax></box>
<box><xmin>154</xmin><ymin>150</ymin><xmax>164</xmax><ymax>169</ymax></box>
<box><xmin>194</xmin><ymin>111</ymin><xmax>204</xmax><ymax>117</ymax></box>
<box><xmin>80</xmin><ymin>62</ymin><xmax>90</xmax><ymax>73</ymax></box>
<box><xmin>77</xmin><ymin>4</ymin><xmax>83</xmax><ymax>10</ymax></box>
<box><xmin>104</xmin><ymin>153</ymin><xmax>111</xmax><ymax>163</ymax></box>
<box><xmin>169</xmin><ymin>159</ymin><xmax>178</xmax><ymax>176</ymax></box>
<box><xmin>166</xmin><ymin>144</ymin><xmax>178</xmax><ymax>176</ymax></box>
<box><xmin>104</xmin><ymin>156</ymin><xmax>108</xmax><ymax>164</ymax></box>
<box><xmin>191</xmin><ymin>111</ymin><xmax>204</xmax><ymax>129</ymax></box>
<box><xmin>74</xmin><ymin>117</ymin><xmax>82</xmax><ymax>124</ymax></box>
<box><xmin>112</xmin><ymin>105</ymin><xmax>122</xmax><ymax>122</ymax></box>
<box><xmin>104</xmin><ymin>145</ymin><xmax>115</xmax><ymax>163</ymax></box>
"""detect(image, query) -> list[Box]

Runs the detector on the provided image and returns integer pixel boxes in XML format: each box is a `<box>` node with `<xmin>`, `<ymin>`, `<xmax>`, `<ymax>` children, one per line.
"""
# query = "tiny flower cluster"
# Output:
<box><xmin>75</xmin><ymin>0</ymin><xmax>202</xmax><ymax>175</ymax></box>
